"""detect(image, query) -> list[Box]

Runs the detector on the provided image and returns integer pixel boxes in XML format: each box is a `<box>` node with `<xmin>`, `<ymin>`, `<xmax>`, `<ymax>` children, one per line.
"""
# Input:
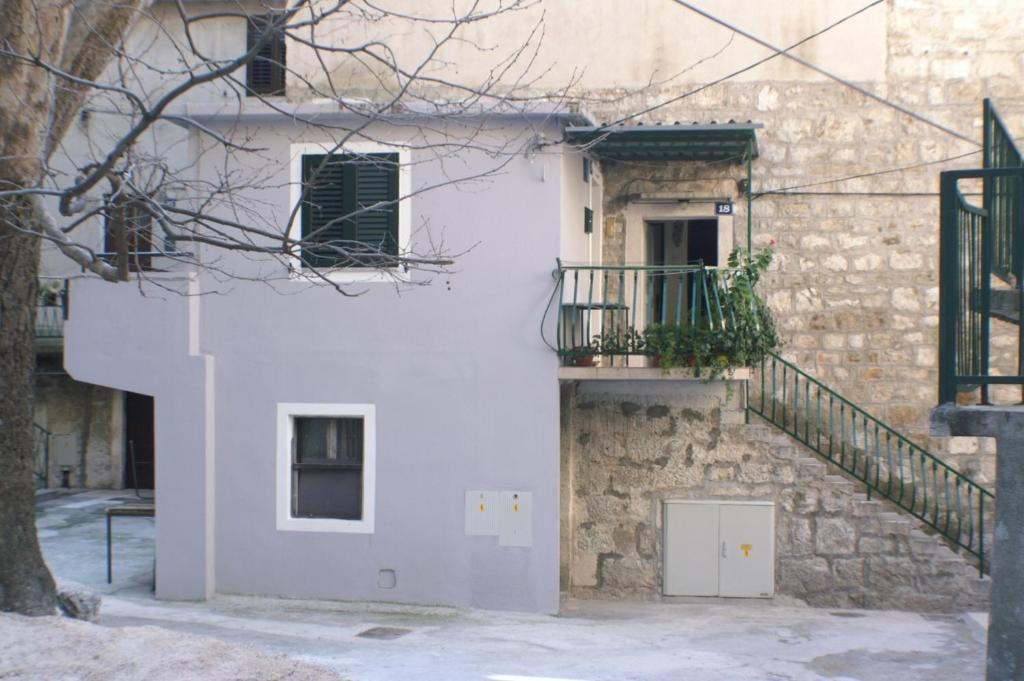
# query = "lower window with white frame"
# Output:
<box><xmin>276</xmin><ymin>403</ymin><xmax>375</xmax><ymax>533</ymax></box>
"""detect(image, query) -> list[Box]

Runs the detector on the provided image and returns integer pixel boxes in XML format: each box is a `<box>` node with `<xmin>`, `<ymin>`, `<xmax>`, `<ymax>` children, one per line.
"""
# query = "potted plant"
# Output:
<box><xmin>37</xmin><ymin>280</ymin><xmax>64</xmax><ymax>308</ymax></box>
<box><xmin>642</xmin><ymin>247</ymin><xmax>779</xmax><ymax>379</ymax></box>
<box><xmin>588</xmin><ymin>326</ymin><xmax>645</xmax><ymax>364</ymax></box>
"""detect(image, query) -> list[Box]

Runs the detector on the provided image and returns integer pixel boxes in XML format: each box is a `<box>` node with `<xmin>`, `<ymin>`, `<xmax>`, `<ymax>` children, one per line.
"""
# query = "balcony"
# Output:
<box><xmin>551</xmin><ymin>259</ymin><xmax>777</xmax><ymax>379</ymax></box>
<box><xmin>35</xmin><ymin>280</ymin><xmax>67</xmax><ymax>353</ymax></box>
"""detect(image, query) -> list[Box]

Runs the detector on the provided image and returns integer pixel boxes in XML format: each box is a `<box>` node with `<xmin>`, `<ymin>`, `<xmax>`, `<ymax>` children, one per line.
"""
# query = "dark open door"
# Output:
<box><xmin>124</xmin><ymin>392</ymin><xmax>155</xmax><ymax>490</ymax></box>
<box><xmin>687</xmin><ymin>218</ymin><xmax>718</xmax><ymax>267</ymax></box>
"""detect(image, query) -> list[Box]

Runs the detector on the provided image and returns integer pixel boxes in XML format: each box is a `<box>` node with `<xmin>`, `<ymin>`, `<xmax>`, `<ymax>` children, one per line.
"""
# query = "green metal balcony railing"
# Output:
<box><xmin>938</xmin><ymin>167</ymin><xmax>1024</xmax><ymax>404</ymax></box>
<box><xmin>937</xmin><ymin>99</ymin><xmax>1024</xmax><ymax>405</ymax></box>
<box><xmin>553</xmin><ymin>261</ymin><xmax>757</xmax><ymax>365</ymax></box>
<box><xmin>751</xmin><ymin>352</ymin><xmax>994</xmax><ymax>575</ymax></box>
<box><xmin>36</xmin><ymin>304</ymin><xmax>66</xmax><ymax>339</ymax></box>
<box><xmin>36</xmin><ymin>280</ymin><xmax>67</xmax><ymax>341</ymax></box>
<box><xmin>983</xmin><ymin>98</ymin><xmax>1023</xmax><ymax>284</ymax></box>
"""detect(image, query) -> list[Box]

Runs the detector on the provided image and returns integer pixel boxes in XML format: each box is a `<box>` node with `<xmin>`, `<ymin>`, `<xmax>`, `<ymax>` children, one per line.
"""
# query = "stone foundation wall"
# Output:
<box><xmin>33</xmin><ymin>373</ymin><xmax>123</xmax><ymax>488</ymax></box>
<box><xmin>561</xmin><ymin>377</ymin><xmax>990</xmax><ymax>612</ymax></box>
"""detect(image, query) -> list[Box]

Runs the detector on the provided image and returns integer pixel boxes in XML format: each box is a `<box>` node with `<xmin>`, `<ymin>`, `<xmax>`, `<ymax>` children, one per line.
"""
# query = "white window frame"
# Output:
<box><xmin>276</xmin><ymin>402</ymin><xmax>376</xmax><ymax>533</ymax></box>
<box><xmin>288</xmin><ymin>142</ymin><xmax>411</xmax><ymax>284</ymax></box>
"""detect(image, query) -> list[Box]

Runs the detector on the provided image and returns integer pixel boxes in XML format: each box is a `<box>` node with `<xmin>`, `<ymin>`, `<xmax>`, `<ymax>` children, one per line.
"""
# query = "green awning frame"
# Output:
<box><xmin>565</xmin><ymin>123</ymin><xmax>761</xmax><ymax>163</ymax></box>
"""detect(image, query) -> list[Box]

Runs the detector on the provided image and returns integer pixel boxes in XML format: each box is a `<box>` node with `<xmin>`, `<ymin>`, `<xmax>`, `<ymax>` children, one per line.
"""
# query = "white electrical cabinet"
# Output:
<box><xmin>663</xmin><ymin>500</ymin><xmax>774</xmax><ymax>598</ymax></box>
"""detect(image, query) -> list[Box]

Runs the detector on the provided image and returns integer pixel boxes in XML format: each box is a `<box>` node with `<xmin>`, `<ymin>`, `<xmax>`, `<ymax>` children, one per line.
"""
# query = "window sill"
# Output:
<box><xmin>276</xmin><ymin>515</ymin><xmax>374</xmax><ymax>534</ymax></box>
<box><xmin>289</xmin><ymin>266</ymin><xmax>411</xmax><ymax>285</ymax></box>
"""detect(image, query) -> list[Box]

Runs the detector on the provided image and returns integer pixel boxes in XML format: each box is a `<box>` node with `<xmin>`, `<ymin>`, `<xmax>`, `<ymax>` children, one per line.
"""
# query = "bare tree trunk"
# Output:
<box><xmin>0</xmin><ymin>197</ymin><xmax>57</xmax><ymax>615</ymax></box>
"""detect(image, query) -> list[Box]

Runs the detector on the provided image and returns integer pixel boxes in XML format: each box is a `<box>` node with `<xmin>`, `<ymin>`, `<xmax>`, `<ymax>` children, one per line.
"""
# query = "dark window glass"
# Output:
<box><xmin>292</xmin><ymin>417</ymin><xmax>364</xmax><ymax>520</ymax></box>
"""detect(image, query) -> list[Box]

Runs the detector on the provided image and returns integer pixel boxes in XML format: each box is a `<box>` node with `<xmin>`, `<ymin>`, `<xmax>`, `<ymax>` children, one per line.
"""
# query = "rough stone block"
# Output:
<box><xmin>779</xmin><ymin>557</ymin><xmax>831</xmax><ymax>595</ymax></box>
<box><xmin>570</xmin><ymin>553</ymin><xmax>599</xmax><ymax>588</ymax></box>
<box><xmin>778</xmin><ymin>488</ymin><xmax>818</xmax><ymax>514</ymax></box>
<box><xmin>833</xmin><ymin>558</ymin><xmax>866</xmax><ymax>589</ymax></box>
<box><xmin>857</xmin><ymin>535</ymin><xmax>896</xmax><ymax>554</ymax></box>
<box><xmin>773</xmin><ymin>464</ymin><xmax>797</xmax><ymax>484</ymax></box>
<box><xmin>816</xmin><ymin>518</ymin><xmax>856</xmax><ymax>555</ymax></box>
<box><xmin>819</xmin><ymin>487</ymin><xmax>850</xmax><ymax>514</ymax></box>
<box><xmin>737</xmin><ymin>463</ymin><xmax>773</xmax><ymax>484</ymax></box>
<box><xmin>866</xmin><ymin>556</ymin><xmax>917</xmax><ymax>589</ymax></box>
<box><xmin>779</xmin><ymin>515</ymin><xmax>814</xmax><ymax>556</ymax></box>
<box><xmin>57</xmin><ymin>581</ymin><xmax>101</xmax><ymax>622</ymax></box>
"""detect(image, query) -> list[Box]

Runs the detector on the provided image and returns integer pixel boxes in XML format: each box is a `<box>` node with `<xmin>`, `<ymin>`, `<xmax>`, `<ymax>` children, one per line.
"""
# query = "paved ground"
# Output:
<box><xmin>36</xmin><ymin>490</ymin><xmax>986</xmax><ymax>681</ymax></box>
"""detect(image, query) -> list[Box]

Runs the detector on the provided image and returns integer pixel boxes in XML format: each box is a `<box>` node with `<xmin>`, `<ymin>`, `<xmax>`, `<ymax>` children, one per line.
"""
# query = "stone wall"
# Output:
<box><xmin>33</xmin><ymin>373</ymin><xmax>123</xmax><ymax>488</ymax></box>
<box><xmin>561</xmin><ymin>377</ymin><xmax>990</xmax><ymax>612</ymax></box>
<box><xmin>584</xmin><ymin>0</ymin><xmax>1024</xmax><ymax>487</ymax></box>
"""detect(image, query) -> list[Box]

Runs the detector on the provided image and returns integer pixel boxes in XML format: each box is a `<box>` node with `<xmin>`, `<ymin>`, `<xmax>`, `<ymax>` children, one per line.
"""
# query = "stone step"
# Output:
<box><xmin>746</xmin><ymin>400</ymin><xmax>988</xmax><ymax>608</ymax></box>
<box><xmin>798</xmin><ymin>460</ymin><xmax>828</xmax><ymax>476</ymax></box>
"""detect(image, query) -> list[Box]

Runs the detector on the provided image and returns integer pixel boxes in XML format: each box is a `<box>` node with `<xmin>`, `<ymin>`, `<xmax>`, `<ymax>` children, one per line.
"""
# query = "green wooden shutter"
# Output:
<box><xmin>352</xmin><ymin>153</ymin><xmax>399</xmax><ymax>266</ymax></box>
<box><xmin>301</xmin><ymin>154</ymin><xmax>350</xmax><ymax>268</ymax></box>
<box><xmin>300</xmin><ymin>152</ymin><xmax>399</xmax><ymax>268</ymax></box>
<box><xmin>246</xmin><ymin>15</ymin><xmax>286</xmax><ymax>96</ymax></box>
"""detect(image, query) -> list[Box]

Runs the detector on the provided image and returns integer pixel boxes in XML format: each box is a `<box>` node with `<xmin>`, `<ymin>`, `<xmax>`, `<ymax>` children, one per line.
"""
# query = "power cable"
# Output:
<box><xmin>589</xmin><ymin>0</ymin><xmax>884</xmax><ymax>132</ymax></box>
<box><xmin>756</xmin><ymin>150</ymin><xmax>982</xmax><ymax>196</ymax></box>
<box><xmin>670</xmin><ymin>0</ymin><xmax>979</xmax><ymax>146</ymax></box>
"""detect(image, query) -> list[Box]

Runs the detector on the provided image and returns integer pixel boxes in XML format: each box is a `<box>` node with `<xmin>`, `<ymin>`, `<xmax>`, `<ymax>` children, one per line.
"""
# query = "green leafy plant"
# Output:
<box><xmin>37</xmin><ymin>281</ymin><xmax>64</xmax><ymax>307</ymax></box>
<box><xmin>590</xmin><ymin>326</ymin><xmax>646</xmax><ymax>356</ymax></box>
<box><xmin>642</xmin><ymin>247</ymin><xmax>779</xmax><ymax>379</ymax></box>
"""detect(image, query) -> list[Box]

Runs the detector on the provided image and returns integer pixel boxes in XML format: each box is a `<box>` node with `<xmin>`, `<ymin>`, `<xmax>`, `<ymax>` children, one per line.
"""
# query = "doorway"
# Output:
<box><xmin>646</xmin><ymin>219</ymin><xmax>718</xmax><ymax>268</ymax></box>
<box><xmin>645</xmin><ymin>219</ymin><xmax>718</xmax><ymax>325</ymax></box>
<box><xmin>124</xmin><ymin>392</ymin><xmax>155</xmax><ymax>491</ymax></box>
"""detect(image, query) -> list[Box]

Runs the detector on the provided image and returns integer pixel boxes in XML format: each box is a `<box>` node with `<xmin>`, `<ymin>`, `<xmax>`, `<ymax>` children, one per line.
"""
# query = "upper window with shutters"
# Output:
<box><xmin>246</xmin><ymin>14</ymin><xmax>286</xmax><ymax>97</ymax></box>
<box><xmin>288</xmin><ymin>143</ymin><xmax>411</xmax><ymax>282</ymax></box>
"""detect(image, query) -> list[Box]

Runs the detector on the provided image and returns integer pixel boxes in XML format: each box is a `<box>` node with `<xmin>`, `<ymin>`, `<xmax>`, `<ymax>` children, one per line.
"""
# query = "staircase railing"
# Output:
<box><xmin>983</xmin><ymin>98</ymin><xmax>1024</xmax><ymax>284</ymax></box>
<box><xmin>750</xmin><ymin>351</ymin><xmax>994</xmax><ymax>575</ymax></box>
<box><xmin>938</xmin><ymin>167</ymin><xmax>1024</xmax><ymax>404</ymax></box>
<box><xmin>33</xmin><ymin>423</ymin><xmax>51</xmax><ymax>489</ymax></box>
<box><xmin>938</xmin><ymin>100</ymin><xmax>1024</xmax><ymax>404</ymax></box>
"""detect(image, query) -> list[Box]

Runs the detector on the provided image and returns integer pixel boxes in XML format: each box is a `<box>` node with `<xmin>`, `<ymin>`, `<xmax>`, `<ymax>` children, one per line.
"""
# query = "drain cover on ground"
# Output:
<box><xmin>829</xmin><ymin>611</ymin><xmax>867</xmax><ymax>618</ymax></box>
<box><xmin>357</xmin><ymin>626</ymin><xmax>411</xmax><ymax>640</ymax></box>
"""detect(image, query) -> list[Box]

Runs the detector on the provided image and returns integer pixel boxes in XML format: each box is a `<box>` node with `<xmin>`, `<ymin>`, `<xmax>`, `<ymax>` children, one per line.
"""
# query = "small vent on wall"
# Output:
<box><xmin>377</xmin><ymin>569</ymin><xmax>397</xmax><ymax>589</ymax></box>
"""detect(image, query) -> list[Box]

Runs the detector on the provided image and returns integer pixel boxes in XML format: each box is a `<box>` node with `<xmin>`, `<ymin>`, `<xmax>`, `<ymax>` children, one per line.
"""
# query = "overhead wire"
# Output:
<box><xmin>669</xmin><ymin>0</ymin><xmax>979</xmax><ymax>146</ymax></box>
<box><xmin>589</xmin><ymin>0</ymin><xmax>885</xmax><ymax>132</ymax></box>
<box><xmin>756</xmin><ymin>150</ymin><xmax>983</xmax><ymax>196</ymax></box>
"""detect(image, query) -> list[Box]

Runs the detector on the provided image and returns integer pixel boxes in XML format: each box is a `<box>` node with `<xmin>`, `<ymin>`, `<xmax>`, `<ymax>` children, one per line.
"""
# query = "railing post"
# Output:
<box><xmin>979</xmin><ymin>498</ymin><xmax>985</xmax><ymax>577</ymax></box>
<box><xmin>938</xmin><ymin>171</ymin><xmax>962</xmax><ymax>404</ymax></box>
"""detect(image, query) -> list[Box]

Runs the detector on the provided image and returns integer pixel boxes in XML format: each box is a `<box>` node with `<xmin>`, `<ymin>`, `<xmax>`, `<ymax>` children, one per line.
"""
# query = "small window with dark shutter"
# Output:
<box><xmin>246</xmin><ymin>15</ymin><xmax>286</xmax><ymax>97</ymax></box>
<box><xmin>299</xmin><ymin>153</ymin><xmax>400</xmax><ymax>268</ymax></box>
<box><xmin>103</xmin><ymin>197</ymin><xmax>154</xmax><ymax>271</ymax></box>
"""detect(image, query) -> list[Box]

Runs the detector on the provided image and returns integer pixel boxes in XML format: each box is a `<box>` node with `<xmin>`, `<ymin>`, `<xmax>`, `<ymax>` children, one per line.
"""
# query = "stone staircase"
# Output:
<box><xmin>745</xmin><ymin>422</ymin><xmax>990</xmax><ymax>613</ymax></box>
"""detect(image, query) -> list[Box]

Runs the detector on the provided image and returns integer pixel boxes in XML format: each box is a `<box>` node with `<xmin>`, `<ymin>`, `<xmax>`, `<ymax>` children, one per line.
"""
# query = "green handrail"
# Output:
<box><xmin>33</xmin><ymin>423</ymin><xmax>51</xmax><ymax>489</ymax></box>
<box><xmin>750</xmin><ymin>351</ymin><xmax>994</xmax><ymax>575</ymax></box>
<box><xmin>938</xmin><ymin>167</ymin><xmax>1024</xmax><ymax>404</ymax></box>
<box><xmin>983</xmin><ymin>98</ymin><xmax>1024</xmax><ymax>285</ymax></box>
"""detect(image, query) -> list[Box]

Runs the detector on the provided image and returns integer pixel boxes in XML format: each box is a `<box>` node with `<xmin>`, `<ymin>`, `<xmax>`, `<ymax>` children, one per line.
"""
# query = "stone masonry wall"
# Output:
<box><xmin>583</xmin><ymin>0</ymin><xmax>1024</xmax><ymax>487</ymax></box>
<box><xmin>561</xmin><ymin>377</ymin><xmax>990</xmax><ymax>613</ymax></box>
<box><xmin>33</xmin><ymin>373</ymin><xmax>123</xmax><ymax>488</ymax></box>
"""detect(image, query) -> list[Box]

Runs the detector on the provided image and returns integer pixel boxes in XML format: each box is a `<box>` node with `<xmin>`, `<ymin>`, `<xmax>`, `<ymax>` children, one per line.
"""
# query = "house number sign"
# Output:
<box><xmin>715</xmin><ymin>201</ymin><xmax>734</xmax><ymax>215</ymax></box>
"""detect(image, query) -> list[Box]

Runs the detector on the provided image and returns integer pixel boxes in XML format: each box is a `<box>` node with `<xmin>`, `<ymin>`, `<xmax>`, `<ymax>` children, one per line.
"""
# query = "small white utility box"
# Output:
<box><xmin>663</xmin><ymin>500</ymin><xmax>774</xmax><ymax>598</ymax></box>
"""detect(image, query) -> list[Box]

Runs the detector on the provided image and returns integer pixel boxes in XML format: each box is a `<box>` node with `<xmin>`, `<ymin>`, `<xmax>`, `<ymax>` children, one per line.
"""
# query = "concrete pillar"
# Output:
<box><xmin>932</xmin><ymin>405</ymin><xmax>1024</xmax><ymax>681</ymax></box>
